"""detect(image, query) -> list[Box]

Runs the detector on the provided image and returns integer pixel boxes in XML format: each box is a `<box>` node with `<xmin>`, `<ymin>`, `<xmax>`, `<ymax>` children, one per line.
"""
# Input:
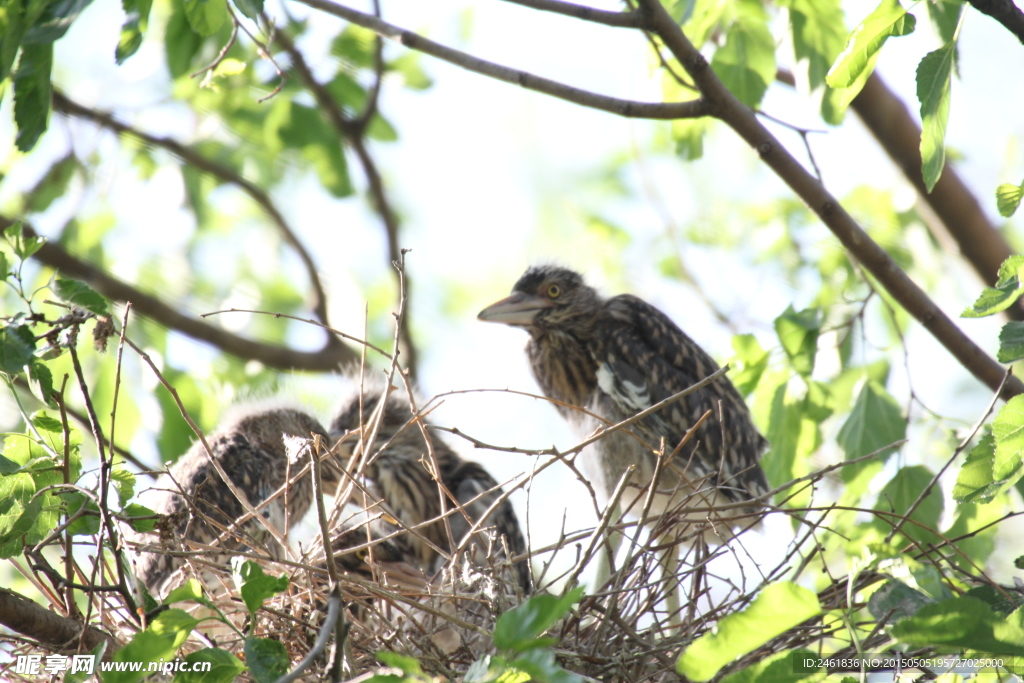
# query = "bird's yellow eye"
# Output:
<box><xmin>547</xmin><ymin>284</ymin><xmax>561</xmax><ymax>299</ymax></box>
<box><xmin>356</xmin><ymin>547</ymin><xmax>370</xmax><ymax>562</ymax></box>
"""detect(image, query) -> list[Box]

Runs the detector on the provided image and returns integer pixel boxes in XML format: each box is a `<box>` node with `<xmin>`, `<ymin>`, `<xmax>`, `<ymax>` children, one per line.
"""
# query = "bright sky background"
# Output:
<box><xmin>4</xmin><ymin>0</ymin><xmax>1024</xmax><ymax>590</ymax></box>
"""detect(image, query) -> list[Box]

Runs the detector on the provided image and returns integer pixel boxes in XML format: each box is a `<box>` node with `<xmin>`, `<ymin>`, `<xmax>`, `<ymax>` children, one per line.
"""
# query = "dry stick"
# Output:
<box><xmin>886</xmin><ymin>368</ymin><xmax>1011</xmax><ymax>543</ymax></box>
<box><xmin>66</xmin><ymin>326</ymin><xmax>139</xmax><ymax>623</ymax></box>
<box><xmin>49</xmin><ymin>93</ymin><xmax>337</xmax><ymax>338</ymax></box>
<box><xmin>273</xmin><ymin>586</ymin><xmax>343</xmax><ymax>683</ymax></box>
<box><xmin>566</xmin><ymin>465</ymin><xmax>636</xmax><ymax>592</ymax></box>
<box><xmin>634</xmin><ymin>0</ymin><xmax>1023</xmax><ymax>401</ymax></box>
<box><xmin>499</xmin><ymin>0</ymin><xmax>647</xmax><ymax>27</ymax></box>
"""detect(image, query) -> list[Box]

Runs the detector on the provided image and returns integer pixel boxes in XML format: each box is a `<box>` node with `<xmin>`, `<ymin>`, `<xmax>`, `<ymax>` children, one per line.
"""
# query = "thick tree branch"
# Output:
<box><xmin>4</xmin><ymin>219</ymin><xmax>357</xmax><ymax>372</ymax></box>
<box><xmin>273</xmin><ymin>28</ymin><xmax>420</xmax><ymax>377</ymax></box>
<box><xmin>0</xmin><ymin>587</ymin><xmax>118</xmax><ymax>653</ymax></box>
<box><xmin>49</xmin><ymin>91</ymin><xmax>343</xmax><ymax>355</ymax></box>
<box><xmin>293</xmin><ymin>0</ymin><xmax>708</xmax><ymax>120</ymax></box>
<box><xmin>499</xmin><ymin>0</ymin><xmax>648</xmax><ymax>28</ymax></box>
<box><xmin>966</xmin><ymin>0</ymin><xmax>1024</xmax><ymax>44</ymax></box>
<box><xmin>849</xmin><ymin>73</ymin><xmax>1022</xmax><ymax>319</ymax></box>
<box><xmin>635</xmin><ymin>0</ymin><xmax>1024</xmax><ymax>400</ymax></box>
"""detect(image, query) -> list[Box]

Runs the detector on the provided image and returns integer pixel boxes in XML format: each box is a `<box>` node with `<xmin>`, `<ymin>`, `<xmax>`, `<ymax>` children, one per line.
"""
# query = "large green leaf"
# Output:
<box><xmin>873</xmin><ymin>465</ymin><xmax>943</xmax><ymax>543</ymax></box>
<box><xmin>774</xmin><ymin>305</ymin><xmax>821</xmax><ymax>377</ymax></box>
<box><xmin>826</xmin><ymin>0</ymin><xmax>914</xmax><ymax>88</ymax></box>
<box><xmin>51</xmin><ymin>277</ymin><xmax>110</xmax><ymax>315</ymax></box>
<box><xmin>13</xmin><ymin>42</ymin><xmax>53</xmax><ymax>151</ymax></box>
<box><xmin>778</xmin><ymin>0</ymin><xmax>846</xmax><ymax>90</ymax></box>
<box><xmin>710</xmin><ymin>0</ymin><xmax>776</xmax><ymax>108</ymax></box>
<box><xmin>176</xmin><ymin>648</ymin><xmax>247</xmax><ymax>683</ymax></box>
<box><xmin>892</xmin><ymin>596</ymin><xmax>1024</xmax><ymax>665</ymax></box>
<box><xmin>998</xmin><ymin>321</ymin><xmax>1024</xmax><ymax>363</ymax></box>
<box><xmin>493</xmin><ymin>586</ymin><xmax>585</xmax><ymax>653</ymax></box>
<box><xmin>244</xmin><ymin>638</ymin><xmax>289</xmax><ymax>683</ymax></box>
<box><xmin>837</xmin><ymin>380</ymin><xmax>905</xmax><ymax>482</ymax></box>
<box><xmin>917</xmin><ymin>42</ymin><xmax>956</xmax><ymax>193</ymax></box>
<box><xmin>183</xmin><ymin>0</ymin><xmax>227</xmax><ymax>37</ymax></box>
<box><xmin>0</xmin><ymin>0</ymin><xmax>27</xmax><ymax>83</ymax></box>
<box><xmin>720</xmin><ymin>649</ymin><xmax>825</xmax><ymax>683</ymax></box>
<box><xmin>234</xmin><ymin>560</ymin><xmax>289</xmax><ymax>619</ymax></box>
<box><xmin>677</xmin><ymin>582</ymin><xmax>822</xmax><ymax>681</ymax></box>
<box><xmin>0</xmin><ymin>322</ymin><xmax>35</xmax><ymax>373</ymax></box>
<box><xmin>963</xmin><ymin>255</ymin><xmax>1024</xmax><ymax>317</ymax></box>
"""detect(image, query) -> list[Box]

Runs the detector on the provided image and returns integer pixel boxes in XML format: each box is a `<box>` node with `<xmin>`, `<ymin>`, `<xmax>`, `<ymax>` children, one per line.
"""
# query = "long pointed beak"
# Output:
<box><xmin>477</xmin><ymin>291</ymin><xmax>554</xmax><ymax>326</ymax></box>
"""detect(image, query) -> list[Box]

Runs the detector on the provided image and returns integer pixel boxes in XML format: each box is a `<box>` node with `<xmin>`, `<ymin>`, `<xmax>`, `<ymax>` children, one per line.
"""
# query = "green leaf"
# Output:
<box><xmin>730</xmin><ymin>334</ymin><xmax>769</xmax><ymax>396</ymax></box>
<box><xmin>175</xmin><ymin>647</ymin><xmax>247</xmax><ymax>683</ymax></box>
<box><xmin>990</xmin><ymin>394</ymin><xmax>1024</xmax><ymax>488</ymax></box>
<box><xmin>231</xmin><ymin>0</ymin><xmax>262</xmax><ymax>20</ymax></box>
<box><xmin>165</xmin><ymin>7</ymin><xmax>203</xmax><ymax>78</ymax></box>
<box><xmin>963</xmin><ymin>255</ymin><xmax>1024</xmax><ymax>318</ymax></box>
<box><xmin>51</xmin><ymin>277</ymin><xmax>110</xmax><ymax>315</ymax></box>
<box><xmin>821</xmin><ymin>50</ymin><xmax>877</xmax><ymax>125</ymax></box>
<box><xmin>0</xmin><ymin>0</ymin><xmax>27</xmax><ymax>83</ymax></box>
<box><xmin>509</xmin><ymin>647</ymin><xmax>585</xmax><ymax>683</ymax></box>
<box><xmin>493</xmin><ymin>586</ymin><xmax>585</xmax><ymax>653</ymax></box>
<box><xmin>997</xmin><ymin>182</ymin><xmax>1024</xmax><ymax>218</ymax></box>
<box><xmin>377</xmin><ymin>651</ymin><xmax>424</xmax><ymax>676</ymax></box>
<box><xmin>0</xmin><ymin>322</ymin><xmax>36</xmax><ymax>373</ymax></box>
<box><xmin>837</xmin><ymin>380</ymin><xmax>906</xmax><ymax>481</ymax></box>
<box><xmin>826</xmin><ymin>0</ymin><xmax>914</xmax><ymax>88</ymax></box>
<box><xmin>873</xmin><ymin>465</ymin><xmax>943</xmax><ymax>543</ymax></box>
<box><xmin>111</xmin><ymin>468</ymin><xmax>136</xmax><ymax>507</ymax></box>
<box><xmin>65</xmin><ymin>494</ymin><xmax>100</xmax><ymax>536</ymax></box>
<box><xmin>164</xmin><ymin>579</ymin><xmax>205</xmax><ymax>606</ymax></box>
<box><xmin>234</xmin><ymin>560</ymin><xmax>289</xmax><ymax>618</ymax></box>
<box><xmin>779</xmin><ymin>0</ymin><xmax>847</xmax><ymax>89</ymax></box>
<box><xmin>671</xmin><ymin>118</ymin><xmax>709</xmax><ymax>160</ymax></box>
<box><xmin>998</xmin><ymin>321</ymin><xmax>1024</xmax><ymax>363</ymax></box>
<box><xmin>891</xmin><ymin>596</ymin><xmax>1024</xmax><ymax>661</ymax></box>
<box><xmin>122</xmin><ymin>503</ymin><xmax>157</xmax><ymax>533</ymax></box>
<box><xmin>116</xmin><ymin>0</ymin><xmax>153</xmax><ymax>64</ymax></box>
<box><xmin>27</xmin><ymin>154</ymin><xmax>78</xmax><ymax>213</ymax></box>
<box><xmin>953</xmin><ymin>432</ymin><xmax>1000</xmax><ymax>503</ymax></box>
<box><xmin>22</xmin><ymin>0</ymin><xmax>94</xmax><ymax>44</ymax></box>
<box><xmin>926</xmin><ymin>0</ymin><xmax>964</xmax><ymax>44</ymax></box>
<box><xmin>183</xmin><ymin>0</ymin><xmax>226</xmax><ymax>37</ymax></box>
<box><xmin>677</xmin><ymin>582</ymin><xmax>822</xmax><ymax>681</ymax></box>
<box><xmin>13</xmin><ymin>42</ymin><xmax>53</xmax><ymax>152</ymax></box>
<box><xmin>916</xmin><ymin>42</ymin><xmax>956</xmax><ymax>193</ymax></box>
<box><xmin>773</xmin><ymin>305</ymin><xmax>821</xmax><ymax>376</ymax></box>
<box><xmin>244</xmin><ymin>637</ymin><xmax>289</xmax><ymax>683</ymax></box>
<box><xmin>0</xmin><ymin>472</ymin><xmax>35</xmax><ymax>537</ymax></box>
<box><xmin>390</xmin><ymin>53</ymin><xmax>433</xmax><ymax>90</ymax></box>
<box><xmin>867</xmin><ymin>578</ymin><xmax>935</xmax><ymax>620</ymax></box>
<box><xmin>103</xmin><ymin>611</ymin><xmax>194</xmax><ymax>683</ymax></box>
<box><xmin>710</xmin><ymin>0</ymin><xmax>776</xmax><ymax>108</ymax></box>
<box><xmin>721</xmin><ymin>649</ymin><xmax>825</xmax><ymax>683</ymax></box>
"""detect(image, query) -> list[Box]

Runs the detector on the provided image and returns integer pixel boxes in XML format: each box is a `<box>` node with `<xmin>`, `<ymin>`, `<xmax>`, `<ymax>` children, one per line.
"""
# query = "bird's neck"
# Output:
<box><xmin>527</xmin><ymin>328</ymin><xmax>598</xmax><ymax>410</ymax></box>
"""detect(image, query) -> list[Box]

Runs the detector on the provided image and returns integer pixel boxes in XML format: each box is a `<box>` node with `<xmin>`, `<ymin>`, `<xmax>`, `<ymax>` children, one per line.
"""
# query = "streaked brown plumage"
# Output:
<box><xmin>478</xmin><ymin>265</ymin><xmax>769</xmax><ymax>535</ymax></box>
<box><xmin>135</xmin><ymin>406</ymin><xmax>340</xmax><ymax>597</ymax></box>
<box><xmin>330</xmin><ymin>384</ymin><xmax>531</xmax><ymax>593</ymax></box>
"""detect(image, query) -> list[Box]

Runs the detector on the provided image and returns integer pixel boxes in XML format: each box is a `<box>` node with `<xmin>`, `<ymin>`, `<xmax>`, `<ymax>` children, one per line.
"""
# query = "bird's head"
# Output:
<box><xmin>329</xmin><ymin>383</ymin><xmax>425</xmax><ymax>457</ymax></box>
<box><xmin>478</xmin><ymin>265</ymin><xmax>602</xmax><ymax>336</ymax></box>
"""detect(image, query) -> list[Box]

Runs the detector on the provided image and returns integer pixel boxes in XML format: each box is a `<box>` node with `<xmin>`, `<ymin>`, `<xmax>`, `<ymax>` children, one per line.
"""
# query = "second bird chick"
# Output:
<box><xmin>329</xmin><ymin>383</ymin><xmax>532</xmax><ymax>594</ymax></box>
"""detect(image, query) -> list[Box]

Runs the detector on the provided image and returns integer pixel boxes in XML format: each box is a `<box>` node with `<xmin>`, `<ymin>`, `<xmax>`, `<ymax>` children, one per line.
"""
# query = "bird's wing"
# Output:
<box><xmin>595</xmin><ymin>295</ymin><xmax>769</xmax><ymax>498</ymax></box>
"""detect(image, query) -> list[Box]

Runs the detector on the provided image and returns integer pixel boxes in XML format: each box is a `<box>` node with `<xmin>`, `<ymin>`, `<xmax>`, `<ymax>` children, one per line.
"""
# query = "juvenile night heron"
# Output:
<box><xmin>135</xmin><ymin>405</ymin><xmax>340</xmax><ymax>597</ymax></box>
<box><xmin>478</xmin><ymin>266</ymin><xmax>768</xmax><ymax>609</ymax></box>
<box><xmin>330</xmin><ymin>383</ymin><xmax>532</xmax><ymax>594</ymax></box>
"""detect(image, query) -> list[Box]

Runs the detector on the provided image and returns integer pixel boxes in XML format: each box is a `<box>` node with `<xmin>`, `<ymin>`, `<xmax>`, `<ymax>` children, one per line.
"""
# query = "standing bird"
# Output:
<box><xmin>135</xmin><ymin>405</ymin><xmax>340</xmax><ymax>598</ymax></box>
<box><xmin>478</xmin><ymin>266</ymin><xmax>768</xmax><ymax>608</ymax></box>
<box><xmin>330</xmin><ymin>383</ymin><xmax>532</xmax><ymax>594</ymax></box>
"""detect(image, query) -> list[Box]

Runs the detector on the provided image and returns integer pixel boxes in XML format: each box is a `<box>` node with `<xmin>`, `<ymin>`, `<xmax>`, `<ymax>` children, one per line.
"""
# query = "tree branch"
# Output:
<box><xmin>849</xmin><ymin>73</ymin><xmax>1022</xmax><ymax>318</ymax></box>
<box><xmin>965</xmin><ymin>0</ymin><xmax>1024</xmax><ymax>44</ymax></box>
<box><xmin>635</xmin><ymin>0</ymin><xmax>1024</xmax><ymax>401</ymax></box>
<box><xmin>49</xmin><ymin>91</ymin><xmax>342</xmax><ymax>351</ymax></box>
<box><xmin>272</xmin><ymin>27</ymin><xmax>420</xmax><ymax>377</ymax></box>
<box><xmin>0</xmin><ymin>587</ymin><xmax>118</xmax><ymax>653</ymax></box>
<box><xmin>292</xmin><ymin>0</ymin><xmax>707</xmax><ymax>120</ymax></box>
<box><xmin>5</xmin><ymin>218</ymin><xmax>358</xmax><ymax>372</ymax></box>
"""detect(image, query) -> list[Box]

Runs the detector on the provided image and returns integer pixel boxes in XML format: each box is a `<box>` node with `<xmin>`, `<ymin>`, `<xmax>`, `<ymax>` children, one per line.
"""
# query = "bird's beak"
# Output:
<box><xmin>477</xmin><ymin>291</ymin><xmax>554</xmax><ymax>326</ymax></box>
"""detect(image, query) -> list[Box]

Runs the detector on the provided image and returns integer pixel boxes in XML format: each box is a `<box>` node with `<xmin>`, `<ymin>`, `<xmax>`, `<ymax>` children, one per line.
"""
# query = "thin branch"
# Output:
<box><xmin>499</xmin><ymin>0</ymin><xmax>649</xmax><ymax>28</ymax></box>
<box><xmin>636</xmin><ymin>0</ymin><xmax>1024</xmax><ymax>401</ymax></box>
<box><xmin>292</xmin><ymin>0</ymin><xmax>707</xmax><ymax>120</ymax></box>
<box><xmin>7</xmin><ymin>219</ymin><xmax>357</xmax><ymax>372</ymax></box>
<box><xmin>49</xmin><ymin>91</ymin><xmax>339</xmax><ymax>338</ymax></box>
